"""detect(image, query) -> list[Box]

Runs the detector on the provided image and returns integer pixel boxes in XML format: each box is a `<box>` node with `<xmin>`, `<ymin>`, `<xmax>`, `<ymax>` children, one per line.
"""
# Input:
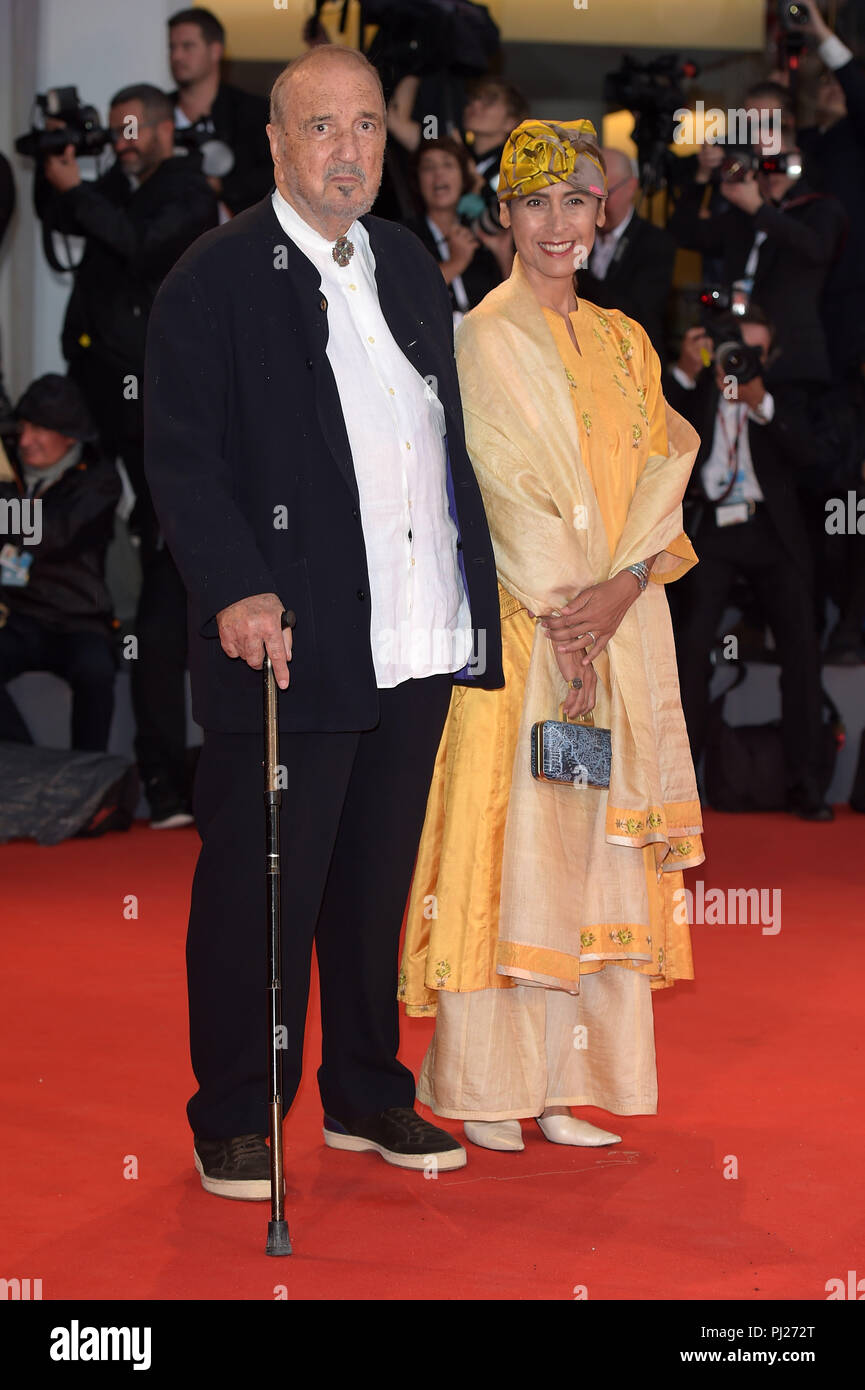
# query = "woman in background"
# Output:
<box><xmin>401</xmin><ymin>137</ymin><xmax>505</xmax><ymax>327</ymax></box>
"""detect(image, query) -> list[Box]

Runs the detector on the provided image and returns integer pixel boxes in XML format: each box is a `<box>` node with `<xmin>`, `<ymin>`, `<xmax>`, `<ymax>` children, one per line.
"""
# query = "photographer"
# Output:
<box><xmin>666</xmin><ymin>313</ymin><xmax>832</xmax><ymax>822</ymax></box>
<box><xmin>0</xmin><ymin>376</ymin><xmax>120</xmax><ymax>752</ymax></box>
<box><xmin>401</xmin><ymin>136</ymin><xmax>502</xmax><ymax>326</ymax></box>
<box><xmin>168</xmin><ymin>6</ymin><xmax>273</xmax><ymax>219</ymax></box>
<box><xmin>668</xmin><ymin>131</ymin><xmax>845</xmax><ymax>389</ymax></box>
<box><xmin>795</xmin><ymin>0</ymin><xmax>865</xmax><ymax>381</ymax></box>
<box><xmin>34</xmin><ymin>82</ymin><xmax>217</xmax><ymax>827</ymax></box>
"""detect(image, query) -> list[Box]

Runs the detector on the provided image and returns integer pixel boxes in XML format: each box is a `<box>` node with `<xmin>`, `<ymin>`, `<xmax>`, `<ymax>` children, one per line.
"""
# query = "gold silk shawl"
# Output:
<box><xmin>456</xmin><ymin>255</ymin><xmax>705</xmax><ymax>992</ymax></box>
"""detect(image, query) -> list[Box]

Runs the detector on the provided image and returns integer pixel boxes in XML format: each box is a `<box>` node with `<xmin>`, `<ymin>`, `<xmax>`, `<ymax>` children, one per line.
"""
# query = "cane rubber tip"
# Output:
<box><xmin>266</xmin><ymin>1220</ymin><xmax>293</xmax><ymax>1256</ymax></box>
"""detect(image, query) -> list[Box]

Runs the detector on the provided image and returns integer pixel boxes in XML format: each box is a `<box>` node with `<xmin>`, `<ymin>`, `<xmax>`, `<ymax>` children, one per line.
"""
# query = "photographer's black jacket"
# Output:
<box><xmin>664</xmin><ymin>368</ymin><xmax>815</xmax><ymax>570</ymax></box>
<box><xmin>34</xmin><ymin>155</ymin><xmax>217</xmax><ymax>388</ymax></box>
<box><xmin>0</xmin><ymin>443</ymin><xmax>120</xmax><ymax>635</ymax></box>
<box><xmin>799</xmin><ymin>57</ymin><xmax>865</xmax><ymax>293</ymax></box>
<box><xmin>143</xmin><ymin>197</ymin><xmax>504</xmax><ymax>734</ymax></box>
<box><xmin>668</xmin><ymin>179</ymin><xmax>846</xmax><ymax>385</ymax></box>
<box><xmin>168</xmin><ymin>83</ymin><xmax>273</xmax><ymax>215</ymax></box>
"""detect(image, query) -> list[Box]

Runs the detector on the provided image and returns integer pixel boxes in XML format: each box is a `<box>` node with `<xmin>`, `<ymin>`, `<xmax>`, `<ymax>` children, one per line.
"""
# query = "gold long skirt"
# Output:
<box><xmin>400</xmin><ymin>588</ymin><xmax>692</xmax><ymax>1119</ymax></box>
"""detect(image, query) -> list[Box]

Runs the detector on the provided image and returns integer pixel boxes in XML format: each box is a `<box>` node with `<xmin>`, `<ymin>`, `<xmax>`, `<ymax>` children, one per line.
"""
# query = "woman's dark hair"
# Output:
<box><xmin>411</xmin><ymin>137</ymin><xmax>476</xmax><ymax>202</ymax></box>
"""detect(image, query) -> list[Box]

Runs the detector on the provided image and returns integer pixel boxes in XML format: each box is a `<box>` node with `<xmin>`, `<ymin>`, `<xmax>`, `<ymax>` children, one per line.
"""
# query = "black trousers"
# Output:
<box><xmin>186</xmin><ymin>673</ymin><xmax>453</xmax><ymax>1140</ymax></box>
<box><xmin>0</xmin><ymin>611</ymin><xmax>116</xmax><ymax>751</ymax></box>
<box><xmin>677</xmin><ymin>506</ymin><xmax>825</xmax><ymax>795</ymax></box>
<box><xmin>130</xmin><ymin>540</ymin><xmax>189</xmax><ymax>797</ymax></box>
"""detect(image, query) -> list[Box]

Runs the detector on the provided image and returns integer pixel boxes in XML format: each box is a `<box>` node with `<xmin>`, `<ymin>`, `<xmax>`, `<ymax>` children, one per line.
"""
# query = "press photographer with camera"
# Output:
<box><xmin>666</xmin><ymin>311</ymin><xmax>831</xmax><ymax>822</ymax></box>
<box><xmin>0</xmin><ymin>375</ymin><xmax>120</xmax><ymax>753</ymax></box>
<box><xmin>795</xmin><ymin>0</ymin><xmax>865</xmax><ymax>382</ymax></box>
<box><xmin>168</xmin><ymin>6</ymin><xmax>273</xmax><ymax>220</ymax></box>
<box><xmin>32</xmin><ymin>82</ymin><xmax>217</xmax><ymax>826</ymax></box>
<box><xmin>668</xmin><ymin>129</ymin><xmax>845</xmax><ymax>390</ymax></box>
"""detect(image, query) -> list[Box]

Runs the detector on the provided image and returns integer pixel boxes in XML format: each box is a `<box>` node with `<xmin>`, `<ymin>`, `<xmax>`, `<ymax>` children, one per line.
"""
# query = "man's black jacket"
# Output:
<box><xmin>169</xmin><ymin>83</ymin><xmax>273</xmax><ymax>214</ymax></box>
<box><xmin>799</xmin><ymin>57</ymin><xmax>865</xmax><ymax>295</ymax></box>
<box><xmin>664</xmin><ymin>368</ymin><xmax>815</xmax><ymax>568</ymax></box>
<box><xmin>35</xmin><ymin>156</ymin><xmax>217</xmax><ymax>386</ymax></box>
<box><xmin>578</xmin><ymin>213</ymin><xmax>675</xmax><ymax>358</ymax></box>
<box><xmin>0</xmin><ymin>443</ymin><xmax>120</xmax><ymax>634</ymax></box>
<box><xmin>143</xmin><ymin>196</ymin><xmax>504</xmax><ymax>734</ymax></box>
<box><xmin>668</xmin><ymin>180</ymin><xmax>845</xmax><ymax>384</ymax></box>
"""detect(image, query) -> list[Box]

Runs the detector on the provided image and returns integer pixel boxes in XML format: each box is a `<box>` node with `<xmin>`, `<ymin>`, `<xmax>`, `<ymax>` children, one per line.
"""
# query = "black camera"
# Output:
<box><xmin>720</xmin><ymin>148</ymin><xmax>802</xmax><ymax>182</ymax></box>
<box><xmin>462</xmin><ymin>177</ymin><xmax>504</xmax><ymax>235</ymax></box>
<box><xmin>697</xmin><ymin>301</ymin><xmax>764</xmax><ymax>385</ymax></box>
<box><xmin>603</xmin><ymin>54</ymin><xmax>698</xmax><ymax>194</ymax></box>
<box><xmin>780</xmin><ymin>2</ymin><xmax>812</xmax><ymax>31</ymax></box>
<box><xmin>15</xmin><ymin>87</ymin><xmax>110</xmax><ymax>160</ymax></box>
<box><xmin>714</xmin><ymin>338</ymin><xmax>764</xmax><ymax>385</ymax></box>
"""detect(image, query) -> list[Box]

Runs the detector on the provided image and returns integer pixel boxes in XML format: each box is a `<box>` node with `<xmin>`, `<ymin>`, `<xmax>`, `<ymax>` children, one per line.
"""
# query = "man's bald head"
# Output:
<box><xmin>599</xmin><ymin>147</ymin><xmax>638</xmax><ymax>230</ymax></box>
<box><xmin>266</xmin><ymin>45</ymin><xmax>387</xmax><ymax>240</ymax></box>
<box><xmin>270</xmin><ymin>45</ymin><xmax>385</xmax><ymax>129</ymax></box>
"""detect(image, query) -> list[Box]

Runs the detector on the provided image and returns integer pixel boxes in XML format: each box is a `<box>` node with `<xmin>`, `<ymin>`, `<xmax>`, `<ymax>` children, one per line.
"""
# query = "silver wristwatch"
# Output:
<box><xmin>625</xmin><ymin>560</ymin><xmax>650</xmax><ymax>592</ymax></box>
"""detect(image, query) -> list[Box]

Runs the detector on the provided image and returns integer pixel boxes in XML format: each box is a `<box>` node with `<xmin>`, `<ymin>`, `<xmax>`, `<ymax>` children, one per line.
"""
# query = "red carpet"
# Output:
<box><xmin>2</xmin><ymin>810</ymin><xmax>862</xmax><ymax>1301</ymax></box>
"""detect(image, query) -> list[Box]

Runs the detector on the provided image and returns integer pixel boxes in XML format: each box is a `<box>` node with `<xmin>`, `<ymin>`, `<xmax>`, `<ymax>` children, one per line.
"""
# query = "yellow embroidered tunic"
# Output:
<box><xmin>400</xmin><ymin>258</ymin><xmax>703</xmax><ymax>1019</ymax></box>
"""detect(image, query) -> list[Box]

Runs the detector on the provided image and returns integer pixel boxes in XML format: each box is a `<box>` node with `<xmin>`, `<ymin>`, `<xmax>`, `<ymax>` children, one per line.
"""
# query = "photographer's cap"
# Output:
<box><xmin>15</xmin><ymin>374</ymin><xmax>98</xmax><ymax>443</ymax></box>
<box><xmin>499</xmin><ymin>119</ymin><xmax>608</xmax><ymax>202</ymax></box>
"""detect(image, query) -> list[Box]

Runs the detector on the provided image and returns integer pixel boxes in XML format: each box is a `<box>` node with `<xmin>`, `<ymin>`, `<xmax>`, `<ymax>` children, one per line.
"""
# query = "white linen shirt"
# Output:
<box><xmin>671</xmin><ymin>367</ymin><xmax>771</xmax><ymax>503</ymax></box>
<box><xmin>271</xmin><ymin>189</ymin><xmax>472</xmax><ymax>688</ymax></box>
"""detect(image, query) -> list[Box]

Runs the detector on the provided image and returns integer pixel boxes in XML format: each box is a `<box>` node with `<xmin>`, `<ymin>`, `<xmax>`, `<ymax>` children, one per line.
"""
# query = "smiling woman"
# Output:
<box><xmin>400</xmin><ymin>117</ymin><xmax>704</xmax><ymax>1153</ymax></box>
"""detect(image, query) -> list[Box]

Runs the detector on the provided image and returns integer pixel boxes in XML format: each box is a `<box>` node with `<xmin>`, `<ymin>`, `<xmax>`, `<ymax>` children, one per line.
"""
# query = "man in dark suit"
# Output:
<box><xmin>144</xmin><ymin>44</ymin><xmax>503</xmax><ymax>1197</ymax></box>
<box><xmin>666</xmin><ymin>311</ymin><xmax>831</xmax><ymax>822</ymax></box>
<box><xmin>578</xmin><ymin>148</ymin><xmax>675</xmax><ymax>357</ymax></box>
<box><xmin>668</xmin><ymin>133</ymin><xmax>845</xmax><ymax>388</ymax></box>
<box><xmin>168</xmin><ymin>6</ymin><xmax>273</xmax><ymax>218</ymax></box>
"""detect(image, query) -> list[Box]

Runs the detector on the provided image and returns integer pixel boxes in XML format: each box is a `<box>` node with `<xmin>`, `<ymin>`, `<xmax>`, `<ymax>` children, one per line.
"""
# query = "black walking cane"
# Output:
<box><xmin>264</xmin><ymin>608</ymin><xmax>296</xmax><ymax>1257</ymax></box>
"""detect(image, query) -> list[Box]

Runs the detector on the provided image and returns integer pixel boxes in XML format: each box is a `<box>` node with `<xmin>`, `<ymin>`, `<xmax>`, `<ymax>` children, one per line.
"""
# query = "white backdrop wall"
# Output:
<box><xmin>0</xmin><ymin>0</ymin><xmax>174</xmax><ymax>398</ymax></box>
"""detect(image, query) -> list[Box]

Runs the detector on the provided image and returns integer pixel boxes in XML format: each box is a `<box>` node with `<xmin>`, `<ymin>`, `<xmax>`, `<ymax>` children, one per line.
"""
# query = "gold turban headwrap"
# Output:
<box><xmin>498</xmin><ymin>118</ymin><xmax>608</xmax><ymax>202</ymax></box>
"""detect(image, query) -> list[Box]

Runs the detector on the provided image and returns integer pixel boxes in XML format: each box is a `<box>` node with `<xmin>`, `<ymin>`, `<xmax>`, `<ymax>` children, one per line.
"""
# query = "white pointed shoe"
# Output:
<box><xmin>536</xmin><ymin>1114</ymin><xmax>621</xmax><ymax>1146</ymax></box>
<box><xmin>463</xmin><ymin>1119</ymin><xmax>525</xmax><ymax>1151</ymax></box>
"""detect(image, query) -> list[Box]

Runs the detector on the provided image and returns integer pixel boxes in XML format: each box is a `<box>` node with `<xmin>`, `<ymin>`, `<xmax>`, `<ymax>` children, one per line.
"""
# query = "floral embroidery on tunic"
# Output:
<box><xmin>671</xmin><ymin>840</ymin><xmax>694</xmax><ymax>857</ymax></box>
<box><xmin>434</xmin><ymin>960</ymin><xmax>451</xmax><ymax>985</ymax></box>
<box><xmin>620</xmin><ymin>338</ymin><xmax>634</xmax><ymax>360</ymax></box>
<box><xmin>580</xmin><ymin>930</ymin><xmax>596</xmax><ymax>949</ymax></box>
<box><xmin>565</xmin><ymin>368</ymin><xmax>577</xmax><ymax>390</ymax></box>
<box><xmin>646</xmin><ymin>810</ymin><xmax>663</xmax><ymax>829</ymax></box>
<box><xmin>615</xmin><ymin>816</ymin><xmax>644</xmax><ymax>834</ymax></box>
<box><xmin>632</xmin><ymin>423</ymin><xmax>642</xmax><ymax>448</ymax></box>
<box><xmin>610</xmin><ymin>928</ymin><xmax>635</xmax><ymax>946</ymax></box>
<box><xmin>581</xmin><ymin>410</ymin><xmax>592</xmax><ymax>435</ymax></box>
<box><xmin>611</xmin><ymin>373</ymin><xmax>629</xmax><ymax>398</ymax></box>
<box><xmin>615</xmin><ymin>354</ymin><xmax>629</xmax><ymax>372</ymax></box>
<box><xmin>397</xmin><ymin>967</ymin><xmax>406</xmax><ymax>999</ymax></box>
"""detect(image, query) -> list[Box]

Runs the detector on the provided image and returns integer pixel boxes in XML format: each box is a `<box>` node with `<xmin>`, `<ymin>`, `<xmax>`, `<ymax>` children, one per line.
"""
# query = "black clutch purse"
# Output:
<box><xmin>530</xmin><ymin>708</ymin><xmax>611</xmax><ymax>789</ymax></box>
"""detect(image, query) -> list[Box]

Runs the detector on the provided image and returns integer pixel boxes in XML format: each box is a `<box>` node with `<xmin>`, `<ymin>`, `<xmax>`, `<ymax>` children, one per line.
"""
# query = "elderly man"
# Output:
<box><xmin>144</xmin><ymin>44</ymin><xmax>502</xmax><ymax>1197</ymax></box>
<box><xmin>578</xmin><ymin>148</ymin><xmax>675</xmax><ymax>357</ymax></box>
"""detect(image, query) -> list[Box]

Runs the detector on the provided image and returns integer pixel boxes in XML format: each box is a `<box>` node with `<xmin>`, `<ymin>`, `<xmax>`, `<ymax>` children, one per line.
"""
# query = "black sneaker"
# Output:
<box><xmin>323</xmin><ymin>1106</ymin><xmax>466</xmax><ymax>1171</ymax></box>
<box><xmin>193</xmin><ymin>1133</ymin><xmax>274</xmax><ymax>1201</ymax></box>
<box><xmin>145</xmin><ymin>775</ymin><xmax>194</xmax><ymax>829</ymax></box>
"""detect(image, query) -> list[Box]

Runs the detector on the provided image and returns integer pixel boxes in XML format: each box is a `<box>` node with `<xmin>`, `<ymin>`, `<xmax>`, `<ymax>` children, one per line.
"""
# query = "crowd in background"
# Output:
<box><xmin>0</xmin><ymin>0</ymin><xmax>863</xmax><ymax>830</ymax></box>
